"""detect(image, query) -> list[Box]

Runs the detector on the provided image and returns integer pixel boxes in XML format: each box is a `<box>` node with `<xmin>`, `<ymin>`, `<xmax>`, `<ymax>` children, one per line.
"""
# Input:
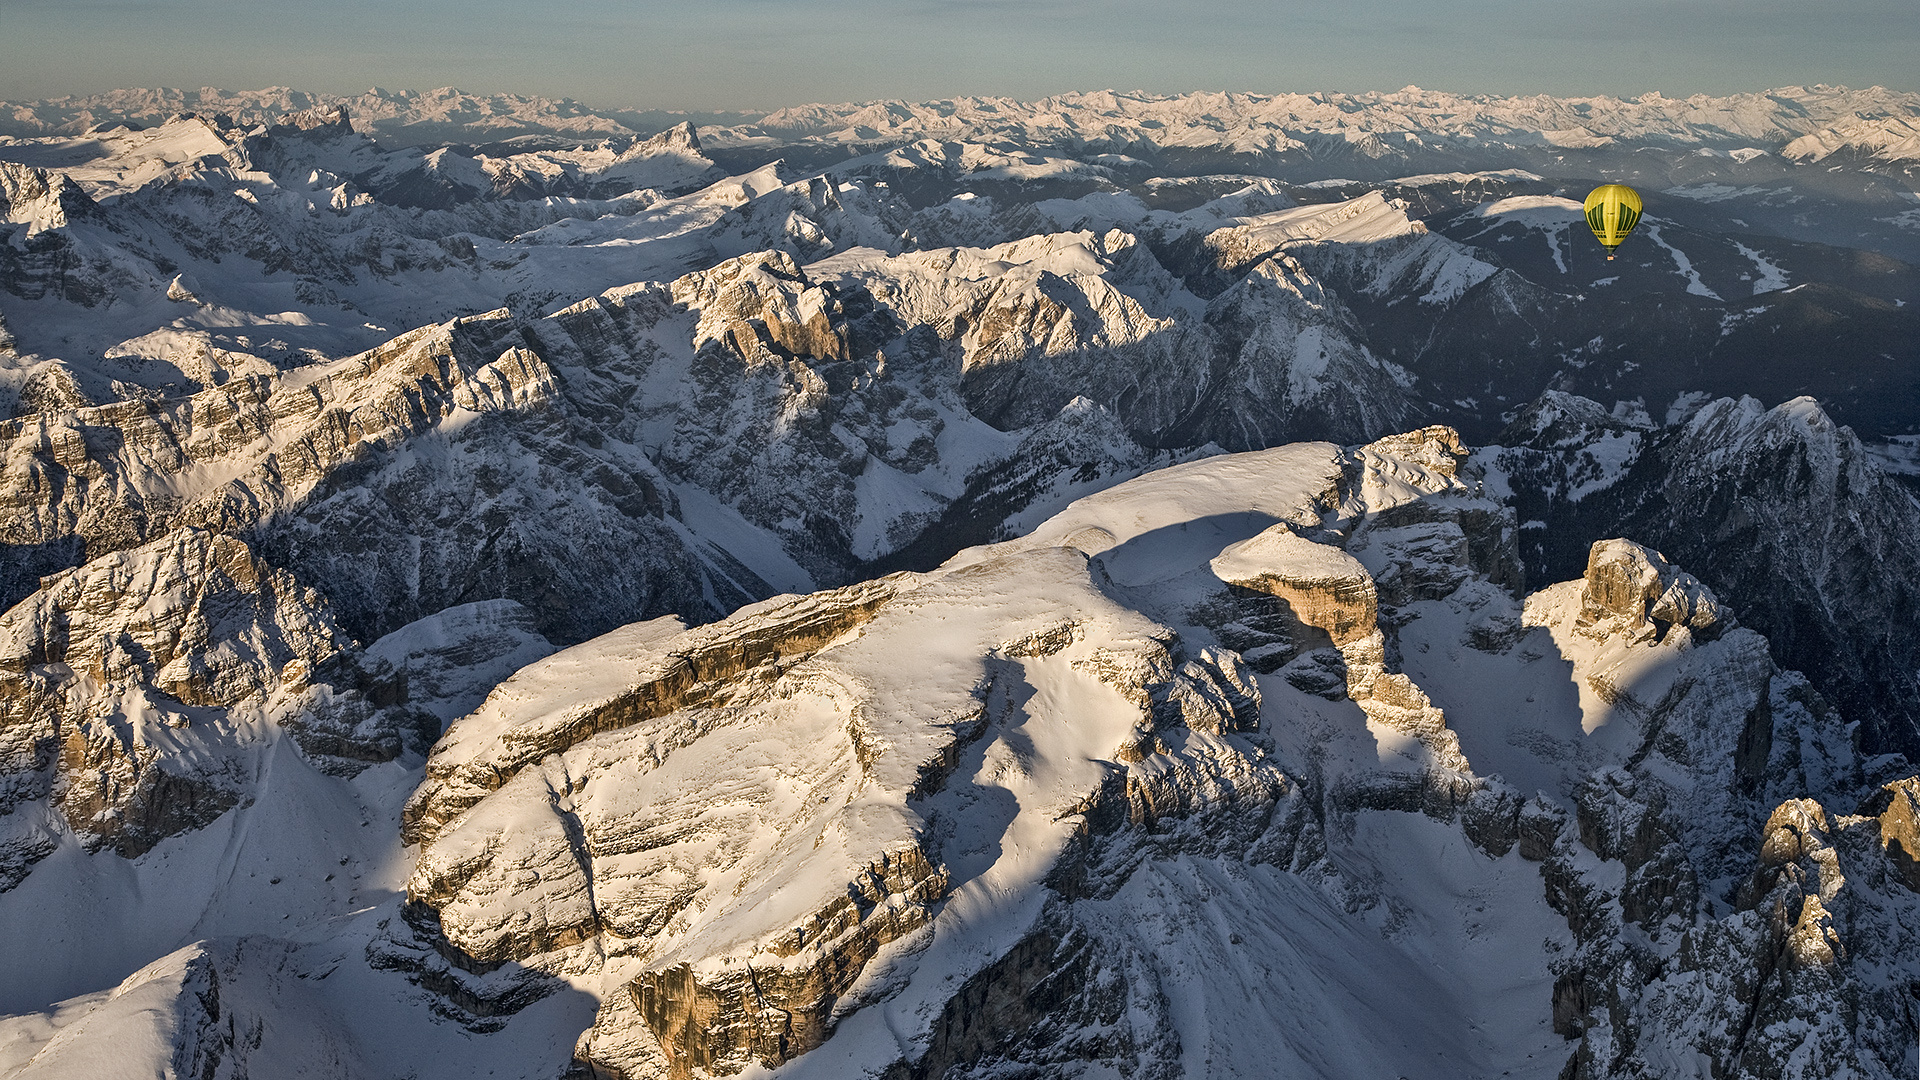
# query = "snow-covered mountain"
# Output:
<box><xmin>0</xmin><ymin>87</ymin><xmax>744</xmax><ymax>148</ymax></box>
<box><xmin>726</xmin><ymin>85</ymin><xmax>1920</xmax><ymax>166</ymax></box>
<box><xmin>3</xmin><ymin>426</ymin><xmax>1915</xmax><ymax>1079</ymax></box>
<box><xmin>1491</xmin><ymin>390</ymin><xmax>1920</xmax><ymax>783</ymax></box>
<box><xmin>13</xmin><ymin>84</ymin><xmax>1912</xmax><ymax>166</ymax></box>
<box><xmin>0</xmin><ymin>83</ymin><xmax>1917</xmax><ymax>1080</ymax></box>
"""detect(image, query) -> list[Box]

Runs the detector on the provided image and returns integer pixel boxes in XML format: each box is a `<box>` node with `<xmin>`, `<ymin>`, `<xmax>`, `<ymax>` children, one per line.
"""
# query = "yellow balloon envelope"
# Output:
<box><xmin>1583</xmin><ymin>184</ymin><xmax>1642</xmax><ymax>259</ymax></box>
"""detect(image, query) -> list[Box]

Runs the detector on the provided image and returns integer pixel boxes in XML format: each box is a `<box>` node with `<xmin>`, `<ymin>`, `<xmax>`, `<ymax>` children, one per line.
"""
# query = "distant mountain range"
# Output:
<box><xmin>5</xmin><ymin>84</ymin><xmax>1918</xmax><ymax>167</ymax></box>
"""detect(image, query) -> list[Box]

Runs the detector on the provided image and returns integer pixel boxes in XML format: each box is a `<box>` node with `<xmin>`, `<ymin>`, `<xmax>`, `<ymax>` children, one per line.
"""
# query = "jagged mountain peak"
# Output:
<box><xmin>638</xmin><ymin>119</ymin><xmax>702</xmax><ymax>155</ymax></box>
<box><xmin>1494</xmin><ymin>388</ymin><xmax>1920</xmax><ymax>764</ymax></box>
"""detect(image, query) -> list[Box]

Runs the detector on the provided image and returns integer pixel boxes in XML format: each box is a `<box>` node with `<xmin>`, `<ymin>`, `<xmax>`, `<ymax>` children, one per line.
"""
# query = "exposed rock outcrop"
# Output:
<box><xmin>1577</xmin><ymin>538</ymin><xmax>1726</xmax><ymax>644</ymax></box>
<box><xmin>1869</xmin><ymin>777</ymin><xmax>1920</xmax><ymax>892</ymax></box>
<box><xmin>0</xmin><ymin>530</ymin><xmax>350</xmax><ymax>864</ymax></box>
<box><xmin>1210</xmin><ymin>427</ymin><xmax>1493</xmax><ymax>774</ymax></box>
<box><xmin>14</xmin><ymin>362</ymin><xmax>92</xmax><ymax>415</ymax></box>
<box><xmin>672</xmin><ymin>249</ymin><xmax>856</xmax><ymax>365</ymax></box>
<box><xmin>0</xmin><ymin>523</ymin><xmax>535</xmax><ymax>891</ymax></box>
<box><xmin>1513</xmin><ymin>536</ymin><xmax>1906</xmax><ymax>1080</ymax></box>
<box><xmin>1496</xmin><ymin>392</ymin><xmax>1920</xmax><ymax>763</ymax></box>
<box><xmin>1211</xmin><ymin>524</ymin><xmax>1377</xmax><ymax>646</ymax></box>
<box><xmin>0</xmin><ymin>309</ymin><xmax>557</xmax><ymax>606</ymax></box>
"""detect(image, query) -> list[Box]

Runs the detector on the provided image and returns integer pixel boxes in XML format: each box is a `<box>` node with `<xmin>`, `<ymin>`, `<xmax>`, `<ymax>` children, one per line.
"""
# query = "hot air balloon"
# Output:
<box><xmin>1583</xmin><ymin>184</ymin><xmax>1642</xmax><ymax>260</ymax></box>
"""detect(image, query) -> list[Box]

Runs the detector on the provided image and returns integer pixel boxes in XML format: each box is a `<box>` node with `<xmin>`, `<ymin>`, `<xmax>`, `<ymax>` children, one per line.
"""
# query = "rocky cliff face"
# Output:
<box><xmin>0</xmin><ymin>311</ymin><xmax>551</xmax><ymax>587</ymax></box>
<box><xmin>0</xmin><ymin>422</ymin><xmax>1912</xmax><ymax>1080</ymax></box>
<box><xmin>0</xmin><ymin>303</ymin><xmax>732</xmax><ymax>645</ymax></box>
<box><xmin>1521</xmin><ymin>538</ymin><xmax>1920</xmax><ymax>1080</ymax></box>
<box><xmin>1493</xmin><ymin>391</ymin><xmax>1920</xmax><ymax>763</ymax></box>
<box><xmin>0</xmin><ymin>163</ymin><xmax>97</xmax><ymax>238</ymax></box>
<box><xmin>0</xmin><ymin>523</ymin><xmax>538</xmax><ymax>891</ymax></box>
<box><xmin>355</xmin><ymin>426</ymin><xmax>1914</xmax><ymax>1079</ymax></box>
<box><xmin>0</xmin><ymin>530</ymin><xmax>337</xmax><ymax>877</ymax></box>
<box><xmin>399</xmin><ymin>536</ymin><xmax>1281</xmax><ymax>1078</ymax></box>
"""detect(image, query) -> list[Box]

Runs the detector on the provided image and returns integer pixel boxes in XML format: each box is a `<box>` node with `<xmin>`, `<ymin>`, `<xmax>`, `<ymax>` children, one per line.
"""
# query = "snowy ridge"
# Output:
<box><xmin>0</xmin><ymin>421</ymin><xmax>1914</xmax><ymax>1079</ymax></box>
<box><xmin>720</xmin><ymin>85</ymin><xmax>1920</xmax><ymax>158</ymax></box>
<box><xmin>6</xmin><ymin>84</ymin><xmax>1916</xmax><ymax>165</ymax></box>
<box><xmin>1784</xmin><ymin>113</ymin><xmax>1920</xmax><ymax>165</ymax></box>
<box><xmin>0</xmin><ymin>86</ymin><xmax>679</xmax><ymax>143</ymax></box>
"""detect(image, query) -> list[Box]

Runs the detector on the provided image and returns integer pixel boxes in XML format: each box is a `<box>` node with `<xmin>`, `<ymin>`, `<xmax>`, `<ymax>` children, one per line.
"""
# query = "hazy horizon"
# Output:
<box><xmin>5</xmin><ymin>78</ymin><xmax>1917</xmax><ymax>119</ymax></box>
<box><xmin>2</xmin><ymin>0</ymin><xmax>1914</xmax><ymax>113</ymax></box>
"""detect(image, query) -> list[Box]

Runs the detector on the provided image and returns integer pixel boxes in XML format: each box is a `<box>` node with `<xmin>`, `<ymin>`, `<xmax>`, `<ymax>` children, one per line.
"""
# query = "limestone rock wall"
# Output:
<box><xmin>0</xmin><ymin>529</ymin><xmax>350</xmax><ymax>867</ymax></box>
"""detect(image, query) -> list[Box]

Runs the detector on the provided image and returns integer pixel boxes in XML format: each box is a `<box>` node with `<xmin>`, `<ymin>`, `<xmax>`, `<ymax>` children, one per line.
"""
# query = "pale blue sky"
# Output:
<box><xmin>1</xmin><ymin>0</ymin><xmax>1913</xmax><ymax>111</ymax></box>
